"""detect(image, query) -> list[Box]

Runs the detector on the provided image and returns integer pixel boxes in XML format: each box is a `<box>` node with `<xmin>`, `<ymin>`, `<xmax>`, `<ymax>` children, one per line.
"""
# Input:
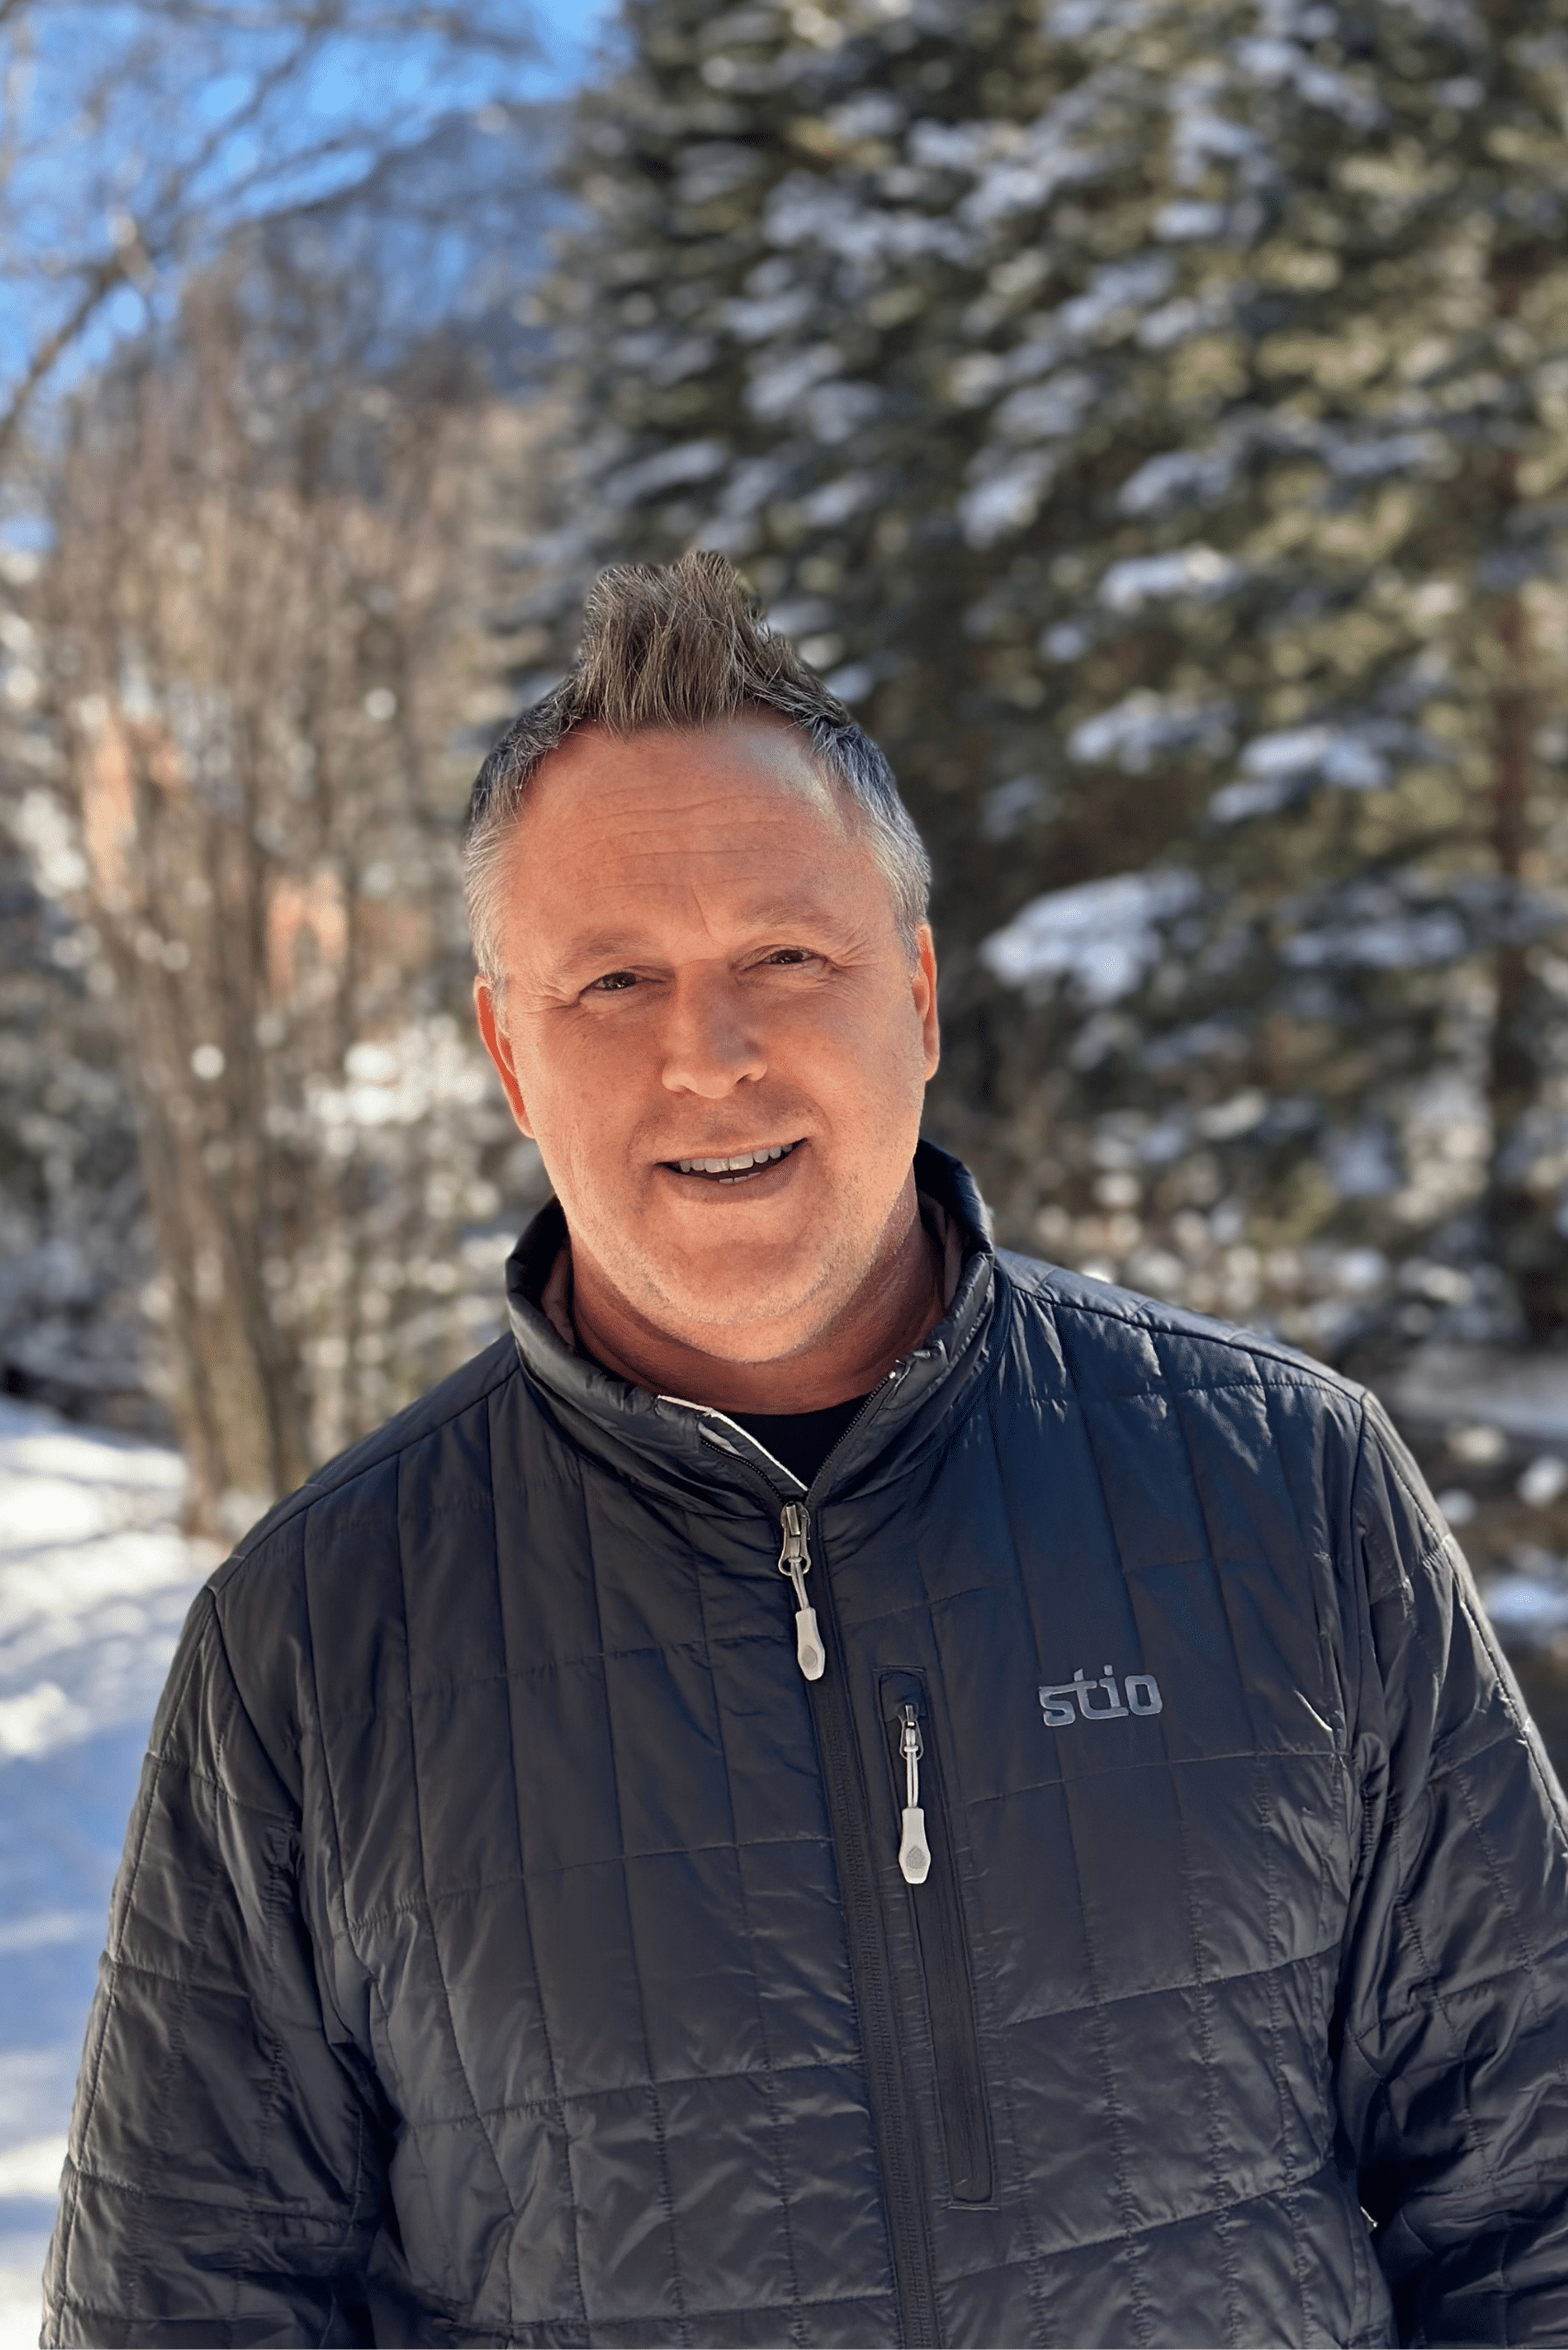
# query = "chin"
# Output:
<box><xmin>659</xmin><ymin>1290</ymin><xmax>818</xmax><ymax>1348</ymax></box>
<box><xmin>643</xmin><ymin>1260</ymin><xmax>834</xmax><ymax>1349</ymax></box>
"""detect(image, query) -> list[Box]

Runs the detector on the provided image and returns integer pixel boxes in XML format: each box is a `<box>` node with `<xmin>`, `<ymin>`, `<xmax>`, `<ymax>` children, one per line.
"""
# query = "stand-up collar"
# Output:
<box><xmin>504</xmin><ymin>1139</ymin><xmax>1000</xmax><ymax>1512</ymax></box>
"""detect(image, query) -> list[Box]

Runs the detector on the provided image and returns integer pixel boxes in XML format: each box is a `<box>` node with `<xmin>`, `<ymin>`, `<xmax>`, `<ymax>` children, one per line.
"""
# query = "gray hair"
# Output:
<box><xmin>464</xmin><ymin>550</ymin><xmax>932</xmax><ymax>980</ymax></box>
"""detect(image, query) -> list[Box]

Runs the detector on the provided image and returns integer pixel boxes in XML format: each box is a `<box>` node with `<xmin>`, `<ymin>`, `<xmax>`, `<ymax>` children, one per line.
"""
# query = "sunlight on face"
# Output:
<box><xmin>474</xmin><ymin>718</ymin><xmax>938</xmax><ymax>1359</ymax></box>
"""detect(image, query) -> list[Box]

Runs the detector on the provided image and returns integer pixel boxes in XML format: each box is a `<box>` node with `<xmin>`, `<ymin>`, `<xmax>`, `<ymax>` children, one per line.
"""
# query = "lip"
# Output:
<box><xmin>656</xmin><ymin>1137</ymin><xmax>808</xmax><ymax>1192</ymax></box>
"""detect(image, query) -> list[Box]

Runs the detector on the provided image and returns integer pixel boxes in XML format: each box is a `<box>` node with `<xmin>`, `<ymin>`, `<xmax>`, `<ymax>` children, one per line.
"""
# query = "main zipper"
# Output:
<box><xmin>881</xmin><ymin>1679</ymin><xmax>994</xmax><ymax>2208</ymax></box>
<box><xmin>665</xmin><ymin>1371</ymin><xmax>906</xmax><ymax>1685</ymax></box>
<box><xmin>778</xmin><ymin>1502</ymin><xmax>825</xmax><ymax>1680</ymax></box>
<box><xmin>665</xmin><ymin>1386</ymin><xmax>942</xmax><ymax>2346</ymax></box>
<box><xmin>793</xmin><ymin>1502</ymin><xmax>942</xmax><ymax>2346</ymax></box>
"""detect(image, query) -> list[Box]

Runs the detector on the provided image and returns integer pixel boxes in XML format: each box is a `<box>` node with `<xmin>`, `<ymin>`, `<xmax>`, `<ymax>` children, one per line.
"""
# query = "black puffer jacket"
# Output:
<box><xmin>44</xmin><ymin>1145</ymin><xmax>1568</xmax><ymax>2347</ymax></box>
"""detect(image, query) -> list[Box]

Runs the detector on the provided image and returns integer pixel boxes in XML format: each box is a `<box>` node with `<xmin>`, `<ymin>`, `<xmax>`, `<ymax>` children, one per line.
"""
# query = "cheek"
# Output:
<box><xmin>807</xmin><ymin>989</ymin><xmax>925</xmax><ymax>1102</ymax></box>
<box><xmin>521</xmin><ymin>1022</ymin><xmax>640</xmax><ymax>1125</ymax></box>
<box><xmin>550</xmin><ymin>1058</ymin><xmax>657</xmax><ymax>1190</ymax></box>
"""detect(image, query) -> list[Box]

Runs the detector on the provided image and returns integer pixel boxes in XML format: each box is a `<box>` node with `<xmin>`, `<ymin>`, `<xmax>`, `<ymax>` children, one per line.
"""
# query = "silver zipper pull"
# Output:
<box><xmin>778</xmin><ymin>1503</ymin><xmax>825</xmax><ymax>1681</ymax></box>
<box><xmin>898</xmin><ymin>1703</ymin><xmax>931</xmax><ymax>1884</ymax></box>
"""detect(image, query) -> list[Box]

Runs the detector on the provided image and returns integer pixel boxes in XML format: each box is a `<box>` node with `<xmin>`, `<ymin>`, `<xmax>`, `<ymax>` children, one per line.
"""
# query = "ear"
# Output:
<box><xmin>474</xmin><ymin>974</ymin><xmax>534</xmax><ymax>1136</ymax></box>
<box><xmin>912</xmin><ymin>923</ymin><xmax>940</xmax><ymax>1080</ymax></box>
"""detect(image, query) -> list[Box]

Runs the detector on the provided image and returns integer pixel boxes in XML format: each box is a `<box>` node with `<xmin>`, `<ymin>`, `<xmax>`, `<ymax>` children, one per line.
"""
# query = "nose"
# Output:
<box><xmin>659</xmin><ymin>967</ymin><xmax>767</xmax><ymax>1098</ymax></box>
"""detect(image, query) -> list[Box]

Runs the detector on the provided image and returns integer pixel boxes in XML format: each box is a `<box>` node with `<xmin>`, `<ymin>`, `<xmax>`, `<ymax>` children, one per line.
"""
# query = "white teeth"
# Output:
<box><xmin>675</xmin><ymin>1143</ymin><xmax>794</xmax><ymax>1175</ymax></box>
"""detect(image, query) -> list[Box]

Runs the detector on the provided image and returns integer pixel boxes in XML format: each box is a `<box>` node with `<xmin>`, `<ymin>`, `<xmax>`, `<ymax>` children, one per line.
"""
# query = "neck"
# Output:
<box><xmin>567</xmin><ymin>1175</ymin><xmax>946</xmax><ymax>1414</ymax></box>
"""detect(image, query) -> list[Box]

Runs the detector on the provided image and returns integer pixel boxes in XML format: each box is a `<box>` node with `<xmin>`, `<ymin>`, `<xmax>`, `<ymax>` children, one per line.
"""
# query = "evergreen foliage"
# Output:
<box><xmin>0</xmin><ymin>643</ymin><xmax>152</xmax><ymax>1427</ymax></box>
<box><xmin>543</xmin><ymin>0</ymin><xmax>1568</xmax><ymax>1363</ymax></box>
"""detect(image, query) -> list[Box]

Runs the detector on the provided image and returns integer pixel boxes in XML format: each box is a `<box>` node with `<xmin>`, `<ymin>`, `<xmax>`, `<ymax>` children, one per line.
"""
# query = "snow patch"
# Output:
<box><xmin>1481</xmin><ymin>1574</ymin><xmax>1568</xmax><ymax>1645</ymax></box>
<box><xmin>0</xmin><ymin>1406</ymin><xmax>211</xmax><ymax>1759</ymax></box>
<box><xmin>1098</xmin><ymin>544</ymin><xmax>1245</xmax><ymax>612</ymax></box>
<box><xmin>600</xmin><ymin>438</ymin><xmax>729</xmax><ymax>508</ymax></box>
<box><xmin>0</xmin><ymin>2246</ymin><xmax>50</xmax><ymax>2350</ymax></box>
<box><xmin>1117</xmin><ymin>442</ymin><xmax>1240</xmax><ymax>518</ymax></box>
<box><xmin>1211</xmin><ymin>724</ymin><xmax>1394</xmax><ymax>821</ymax></box>
<box><xmin>1390</xmin><ymin>1348</ymin><xmax>1568</xmax><ymax>1448</ymax></box>
<box><xmin>745</xmin><ymin>343</ymin><xmax>844</xmax><ymax>420</ymax></box>
<box><xmin>1282</xmin><ymin>909</ymin><xmax>1466</xmax><ymax>971</ymax></box>
<box><xmin>958</xmin><ymin>451</ymin><xmax>1058</xmax><ymax>546</ymax></box>
<box><xmin>0</xmin><ymin>2140</ymin><xmax>63</xmax><ymax>2199</ymax></box>
<box><xmin>980</xmin><ymin>869</ymin><xmax>1200</xmax><ymax>1002</ymax></box>
<box><xmin>992</xmin><ymin>369</ymin><xmax>1097</xmax><ymax>442</ymax></box>
<box><xmin>0</xmin><ymin>1403</ymin><xmax>213</xmax><ymax>2333</ymax></box>
<box><xmin>1069</xmin><ymin>689</ymin><xmax>1234</xmax><ymax>773</ymax></box>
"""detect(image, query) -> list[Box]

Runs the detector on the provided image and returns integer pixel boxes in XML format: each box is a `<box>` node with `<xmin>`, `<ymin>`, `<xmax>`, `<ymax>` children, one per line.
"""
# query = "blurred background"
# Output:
<box><xmin>7</xmin><ymin>0</ymin><xmax>1568</xmax><ymax>2328</ymax></box>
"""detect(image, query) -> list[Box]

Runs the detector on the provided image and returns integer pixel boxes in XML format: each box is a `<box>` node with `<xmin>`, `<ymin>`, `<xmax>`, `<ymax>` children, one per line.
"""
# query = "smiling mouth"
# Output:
<box><xmin>664</xmin><ymin>1139</ymin><xmax>805</xmax><ymax>1184</ymax></box>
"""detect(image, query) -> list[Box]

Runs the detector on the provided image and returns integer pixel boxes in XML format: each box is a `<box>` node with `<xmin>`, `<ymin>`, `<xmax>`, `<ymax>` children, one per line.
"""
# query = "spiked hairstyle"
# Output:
<box><xmin>463</xmin><ymin>551</ymin><xmax>931</xmax><ymax>979</ymax></box>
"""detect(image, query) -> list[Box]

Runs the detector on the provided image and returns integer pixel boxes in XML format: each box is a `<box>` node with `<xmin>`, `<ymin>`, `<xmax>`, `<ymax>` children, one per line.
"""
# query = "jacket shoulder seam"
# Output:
<box><xmin>214</xmin><ymin>1344</ymin><xmax>523</xmax><ymax>1588</ymax></box>
<box><xmin>1003</xmin><ymin>1261</ymin><xmax>1364</xmax><ymax>1400</ymax></box>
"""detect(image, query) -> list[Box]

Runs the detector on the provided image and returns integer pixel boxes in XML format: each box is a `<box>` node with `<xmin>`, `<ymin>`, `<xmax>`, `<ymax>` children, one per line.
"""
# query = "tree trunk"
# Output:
<box><xmin>83</xmin><ymin>713</ymin><xmax>311</xmax><ymax>1534</ymax></box>
<box><xmin>1484</xmin><ymin>593</ymin><xmax>1568</xmax><ymax>1341</ymax></box>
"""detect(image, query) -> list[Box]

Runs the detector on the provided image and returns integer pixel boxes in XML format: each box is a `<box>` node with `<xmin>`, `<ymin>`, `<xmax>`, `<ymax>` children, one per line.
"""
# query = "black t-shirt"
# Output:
<box><xmin>573</xmin><ymin>1308</ymin><xmax>871</xmax><ymax>1488</ymax></box>
<box><xmin>728</xmin><ymin>1394</ymin><xmax>870</xmax><ymax>1488</ymax></box>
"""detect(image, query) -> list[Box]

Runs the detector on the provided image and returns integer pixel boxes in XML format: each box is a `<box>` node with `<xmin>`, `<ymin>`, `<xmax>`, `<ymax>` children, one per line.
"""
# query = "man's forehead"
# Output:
<box><xmin>499</xmin><ymin>717</ymin><xmax>894</xmax><ymax>959</ymax></box>
<box><xmin>529</xmin><ymin>800</ymin><xmax>859</xmax><ymax>896</ymax></box>
<box><xmin>549</xmin><ymin>889</ymin><xmax>858</xmax><ymax>963</ymax></box>
<box><xmin>529</xmin><ymin>712</ymin><xmax>836</xmax><ymax>803</ymax></box>
<box><xmin>542</xmin><ymin>796</ymin><xmax>838</xmax><ymax>859</ymax></box>
<box><xmin>515</xmin><ymin>724</ymin><xmax>868</xmax><ymax>871</ymax></box>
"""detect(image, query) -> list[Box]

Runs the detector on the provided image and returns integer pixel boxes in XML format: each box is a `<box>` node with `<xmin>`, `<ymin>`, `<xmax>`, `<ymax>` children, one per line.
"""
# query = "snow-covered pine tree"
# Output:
<box><xmin>972</xmin><ymin>0</ymin><xmax>1568</xmax><ymax>1361</ymax></box>
<box><xmin>545</xmin><ymin>0</ymin><xmax>1194</xmax><ymax>942</ymax></box>
<box><xmin>0</xmin><ymin>563</ymin><xmax>152</xmax><ymax>1427</ymax></box>
<box><xmin>543</xmin><ymin>0</ymin><xmax>1568</xmax><ymax>1360</ymax></box>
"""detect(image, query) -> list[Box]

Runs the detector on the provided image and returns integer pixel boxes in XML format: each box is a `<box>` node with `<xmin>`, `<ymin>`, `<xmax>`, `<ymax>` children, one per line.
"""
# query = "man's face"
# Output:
<box><xmin>475</xmin><ymin>717</ymin><xmax>939</xmax><ymax>1362</ymax></box>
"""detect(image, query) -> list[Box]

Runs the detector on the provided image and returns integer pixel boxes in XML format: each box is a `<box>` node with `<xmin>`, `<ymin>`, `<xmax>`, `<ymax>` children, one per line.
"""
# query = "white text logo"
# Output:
<box><xmin>1039</xmin><ymin>1667</ymin><xmax>1163</xmax><ymax>1727</ymax></box>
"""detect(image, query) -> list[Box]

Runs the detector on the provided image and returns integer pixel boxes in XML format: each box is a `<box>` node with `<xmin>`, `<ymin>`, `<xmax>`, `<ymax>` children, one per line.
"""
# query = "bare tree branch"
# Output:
<box><xmin>0</xmin><ymin>0</ymin><xmax>540</xmax><ymax>468</ymax></box>
<box><xmin>0</xmin><ymin>250</ymin><xmax>129</xmax><ymax>470</ymax></box>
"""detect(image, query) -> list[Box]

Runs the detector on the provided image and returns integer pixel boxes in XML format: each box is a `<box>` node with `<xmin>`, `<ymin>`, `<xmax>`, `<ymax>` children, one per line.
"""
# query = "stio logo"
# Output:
<box><xmin>1039</xmin><ymin>1666</ymin><xmax>1163</xmax><ymax>1727</ymax></box>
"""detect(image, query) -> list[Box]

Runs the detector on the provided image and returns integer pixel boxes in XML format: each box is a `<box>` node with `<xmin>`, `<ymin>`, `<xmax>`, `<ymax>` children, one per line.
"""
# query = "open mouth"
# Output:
<box><xmin>664</xmin><ymin>1138</ymin><xmax>804</xmax><ymax>1185</ymax></box>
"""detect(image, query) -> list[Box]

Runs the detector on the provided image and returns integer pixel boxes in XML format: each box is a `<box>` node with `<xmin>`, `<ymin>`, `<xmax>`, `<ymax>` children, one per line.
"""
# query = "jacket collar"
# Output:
<box><xmin>503</xmin><ymin>1139</ymin><xmax>999</xmax><ymax>1514</ymax></box>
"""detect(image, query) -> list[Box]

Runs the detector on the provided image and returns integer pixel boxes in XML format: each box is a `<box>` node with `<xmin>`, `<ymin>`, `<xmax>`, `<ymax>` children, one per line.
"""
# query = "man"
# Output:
<box><xmin>44</xmin><ymin>553</ymin><xmax>1568</xmax><ymax>2346</ymax></box>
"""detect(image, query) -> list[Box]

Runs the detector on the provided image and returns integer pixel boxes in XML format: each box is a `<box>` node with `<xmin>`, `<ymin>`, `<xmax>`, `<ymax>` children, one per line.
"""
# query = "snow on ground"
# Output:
<box><xmin>0</xmin><ymin>1398</ymin><xmax>214</xmax><ymax>2348</ymax></box>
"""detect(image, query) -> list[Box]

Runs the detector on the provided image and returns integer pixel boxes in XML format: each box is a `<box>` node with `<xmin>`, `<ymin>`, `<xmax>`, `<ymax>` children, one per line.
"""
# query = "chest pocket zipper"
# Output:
<box><xmin>880</xmin><ymin>1673</ymin><xmax>995</xmax><ymax>2207</ymax></box>
<box><xmin>896</xmin><ymin>1705</ymin><xmax>932</xmax><ymax>1885</ymax></box>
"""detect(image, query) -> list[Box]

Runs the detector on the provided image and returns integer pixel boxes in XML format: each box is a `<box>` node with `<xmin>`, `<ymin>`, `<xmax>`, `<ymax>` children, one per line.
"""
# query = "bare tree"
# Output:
<box><xmin>0</xmin><ymin>3</ymin><xmax>570</xmax><ymax>1517</ymax></box>
<box><xmin>43</xmin><ymin>230</ymin><xmax>556</xmax><ymax>1529</ymax></box>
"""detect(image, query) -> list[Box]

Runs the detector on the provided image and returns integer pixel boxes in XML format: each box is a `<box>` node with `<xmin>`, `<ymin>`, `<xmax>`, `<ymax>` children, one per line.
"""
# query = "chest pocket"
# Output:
<box><xmin>962</xmin><ymin>1656</ymin><xmax>1348</xmax><ymax>2021</ymax></box>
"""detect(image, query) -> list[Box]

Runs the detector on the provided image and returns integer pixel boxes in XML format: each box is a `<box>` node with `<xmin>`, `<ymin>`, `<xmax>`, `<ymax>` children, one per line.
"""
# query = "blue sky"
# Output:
<box><xmin>0</xmin><ymin>0</ymin><xmax>620</xmax><ymax>466</ymax></box>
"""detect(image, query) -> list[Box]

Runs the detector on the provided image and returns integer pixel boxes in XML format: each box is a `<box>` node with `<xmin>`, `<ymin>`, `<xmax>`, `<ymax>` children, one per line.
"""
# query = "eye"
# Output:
<box><xmin>763</xmin><ymin>947</ymin><xmax>814</xmax><ymax>967</ymax></box>
<box><xmin>586</xmin><ymin>970</ymin><xmax>639</xmax><ymax>994</ymax></box>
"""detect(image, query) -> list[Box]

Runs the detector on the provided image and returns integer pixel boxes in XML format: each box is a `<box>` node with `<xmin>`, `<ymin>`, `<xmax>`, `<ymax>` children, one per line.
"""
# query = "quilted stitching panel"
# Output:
<box><xmin>319</xmin><ymin>1317</ymin><xmax>1384</xmax><ymax>2337</ymax></box>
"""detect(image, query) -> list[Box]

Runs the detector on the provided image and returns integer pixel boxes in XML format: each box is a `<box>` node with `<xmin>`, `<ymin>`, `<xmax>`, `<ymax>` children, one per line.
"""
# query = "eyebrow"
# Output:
<box><xmin>558</xmin><ymin>904</ymin><xmax>851</xmax><ymax>967</ymax></box>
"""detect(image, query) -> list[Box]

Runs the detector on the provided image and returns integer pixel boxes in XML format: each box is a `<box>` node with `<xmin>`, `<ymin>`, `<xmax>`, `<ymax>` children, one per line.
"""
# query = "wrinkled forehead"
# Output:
<box><xmin>525</xmin><ymin>713</ymin><xmax>849</xmax><ymax>823</ymax></box>
<box><xmin>509</xmin><ymin>722</ymin><xmax>875</xmax><ymax>901</ymax></box>
<box><xmin>487</xmin><ymin>722</ymin><xmax>894</xmax><ymax>973</ymax></box>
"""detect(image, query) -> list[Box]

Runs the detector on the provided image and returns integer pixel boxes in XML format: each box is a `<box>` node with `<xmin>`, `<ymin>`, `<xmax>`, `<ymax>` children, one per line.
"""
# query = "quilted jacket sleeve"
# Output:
<box><xmin>41</xmin><ymin>1583</ymin><xmax>386</xmax><ymax>2348</ymax></box>
<box><xmin>1337</xmin><ymin>1397</ymin><xmax>1568</xmax><ymax>2345</ymax></box>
